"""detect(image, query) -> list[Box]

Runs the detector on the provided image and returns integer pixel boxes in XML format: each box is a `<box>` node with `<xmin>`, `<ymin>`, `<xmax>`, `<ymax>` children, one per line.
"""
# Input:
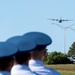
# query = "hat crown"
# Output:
<box><xmin>6</xmin><ymin>36</ymin><xmax>36</xmax><ymax>52</ymax></box>
<box><xmin>6</xmin><ymin>36</ymin><xmax>22</xmax><ymax>45</ymax></box>
<box><xmin>0</xmin><ymin>42</ymin><xmax>18</xmax><ymax>58</ymax></box>
<box><xmin>23</xmin><ymin>32</ymin><xmax>52</xmax><ymax>46</ymax></box>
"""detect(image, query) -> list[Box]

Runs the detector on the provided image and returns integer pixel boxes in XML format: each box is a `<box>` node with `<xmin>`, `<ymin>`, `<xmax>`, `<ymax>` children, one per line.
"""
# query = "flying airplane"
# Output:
<box><xmin>47</xmin><ymin>17</ymin><xmax>73</xmax><ymax>23</ymax></box>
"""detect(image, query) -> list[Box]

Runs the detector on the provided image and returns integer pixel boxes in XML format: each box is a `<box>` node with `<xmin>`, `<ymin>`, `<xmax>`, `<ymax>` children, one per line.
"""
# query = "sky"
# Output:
<box><xmin>0</xmin><ymin>0</ymin><xmax>75</xmax><ymax>54</ymax></box>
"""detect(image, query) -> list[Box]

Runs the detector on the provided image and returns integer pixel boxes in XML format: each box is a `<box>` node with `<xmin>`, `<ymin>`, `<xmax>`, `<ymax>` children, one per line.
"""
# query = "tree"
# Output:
<box><xmin>68</xmin><ymin>42</ymin><xmax>75</xmax><ymax>56</ymax></box>
<box><xmin>43</xmin><ymin>51</ymin><xmax>73</xmax><ymax>64</ymax></box>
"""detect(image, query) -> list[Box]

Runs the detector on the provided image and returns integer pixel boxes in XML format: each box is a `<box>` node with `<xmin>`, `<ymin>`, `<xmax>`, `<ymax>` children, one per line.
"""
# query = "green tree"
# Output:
<box><xmin>68</xmin><ymin>42</ymin><xmax>75</xmax><ymax>56</ymax></box>
<box><xmin>43</xmin><ymin>51</ymin><xmax>73</xmax><ymax>64</ymax></box>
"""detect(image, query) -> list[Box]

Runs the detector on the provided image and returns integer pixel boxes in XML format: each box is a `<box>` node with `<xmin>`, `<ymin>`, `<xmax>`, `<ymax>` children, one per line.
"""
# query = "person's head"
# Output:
<box><xmin>15</xmin><ymin>52</ymin><xmax>31</xmax><ymax>65</ymax></box>
<box><xmin>30</xmin><ymin>45</ymin><xmax>48</xmax><ymax>60</ymax></box>
<box><xmin>6</xmin><ymin>35</ymin><xmax>37</xmax><ymax>65</ymax></box>
<box><xmin>23</xmin><ymin>31</ymin><xmax>52</xmax><ymax>60</ymax></box>
<box><xmin>0</xmin><ymin>42</ymin><xmax>18</xmax><ymax>72</ymax></box>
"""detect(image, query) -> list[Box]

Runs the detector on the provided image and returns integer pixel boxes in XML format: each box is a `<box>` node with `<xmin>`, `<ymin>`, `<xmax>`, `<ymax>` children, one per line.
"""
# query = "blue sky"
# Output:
<box><xmin>0</xmin><ymin>0</ymin><xmax>75</xmax><ymax>53</ymax></box>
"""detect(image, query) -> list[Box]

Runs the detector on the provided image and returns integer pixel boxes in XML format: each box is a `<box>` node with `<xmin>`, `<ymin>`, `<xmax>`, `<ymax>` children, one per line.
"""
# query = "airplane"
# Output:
<box><xmin>47</xmin><ymin>17</ymin><xmax>73</xmax><ymax>23</ymax></box>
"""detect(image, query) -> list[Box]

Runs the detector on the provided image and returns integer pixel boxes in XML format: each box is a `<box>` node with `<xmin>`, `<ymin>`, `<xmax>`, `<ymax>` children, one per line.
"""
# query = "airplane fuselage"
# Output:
<box><xmin>59</xmin><ymin>20</ymin><xmax>62</xmax><ymax>23</ymax></box>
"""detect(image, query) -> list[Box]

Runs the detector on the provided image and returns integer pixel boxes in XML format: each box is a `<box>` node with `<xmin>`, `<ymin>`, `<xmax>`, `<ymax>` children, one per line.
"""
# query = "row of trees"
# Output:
<box><xmin>43</xmin><ymin>42</ymin><xmax>75</xmax><ymax>64</ymax></box>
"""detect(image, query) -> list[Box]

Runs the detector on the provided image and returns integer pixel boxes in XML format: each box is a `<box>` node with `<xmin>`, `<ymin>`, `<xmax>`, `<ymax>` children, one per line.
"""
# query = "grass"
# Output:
<box><xmin>46</xmin><ymin>64</ymin><xmax>75</xmax><ymax>71</ymax></box>
<box><xmin>58</xmin><ymin>70</ymin><xmax>75</xmax><ymax>75</ymax></box>
<box><xmin>46</xmin><ymin>64</ymin><xmax>75</xmax><ymax>75</ymax></box>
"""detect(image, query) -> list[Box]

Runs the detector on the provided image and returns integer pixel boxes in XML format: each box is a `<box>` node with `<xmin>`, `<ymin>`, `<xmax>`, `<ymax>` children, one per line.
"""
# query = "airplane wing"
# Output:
<box><xmin>47</xmin><ymin>18</ymin><xmax>59</xmax><ymax>21</ymax></box>
<box><xmin>61</xmin><ymin>19</ymin><xmax>73</xmax><ymax>21</ymax></box>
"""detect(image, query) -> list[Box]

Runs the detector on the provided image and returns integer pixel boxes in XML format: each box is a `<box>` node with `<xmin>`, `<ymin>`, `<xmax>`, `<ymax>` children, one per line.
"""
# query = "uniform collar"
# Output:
<box><xmin>29</xmin><ymin>59</ymin><xmax>44</xmax><ymax>66</ymax></box>
<box><xmin>29</xmin><ymin>60</ymin><xmax>61</xmax><ymax>75</ymax></box>
<box><xmin>0</xmin><ymin>71</ymin><xmax>10</xmax><ymax>75</ymax></box>
<box><xmin>12</xmin><ymin>64</ymin><xmax>31</xmax><ymax>71</ymax></box>
<box><xmin>11</xmin><ymin>64</ymin><xmax>38</xmax><ymax>75</ymax></box>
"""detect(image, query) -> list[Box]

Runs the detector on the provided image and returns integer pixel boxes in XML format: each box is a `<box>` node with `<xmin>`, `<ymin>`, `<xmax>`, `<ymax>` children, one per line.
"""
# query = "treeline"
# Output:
<box><xmin>43</xmin><ymin>42</ymin><xmax>75</xmax><ymax>64</ymax></box>
<box><xmin>43</xmin><ymin>51</ymin><xmax>73</xmax><ymax>64</ymax></box>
